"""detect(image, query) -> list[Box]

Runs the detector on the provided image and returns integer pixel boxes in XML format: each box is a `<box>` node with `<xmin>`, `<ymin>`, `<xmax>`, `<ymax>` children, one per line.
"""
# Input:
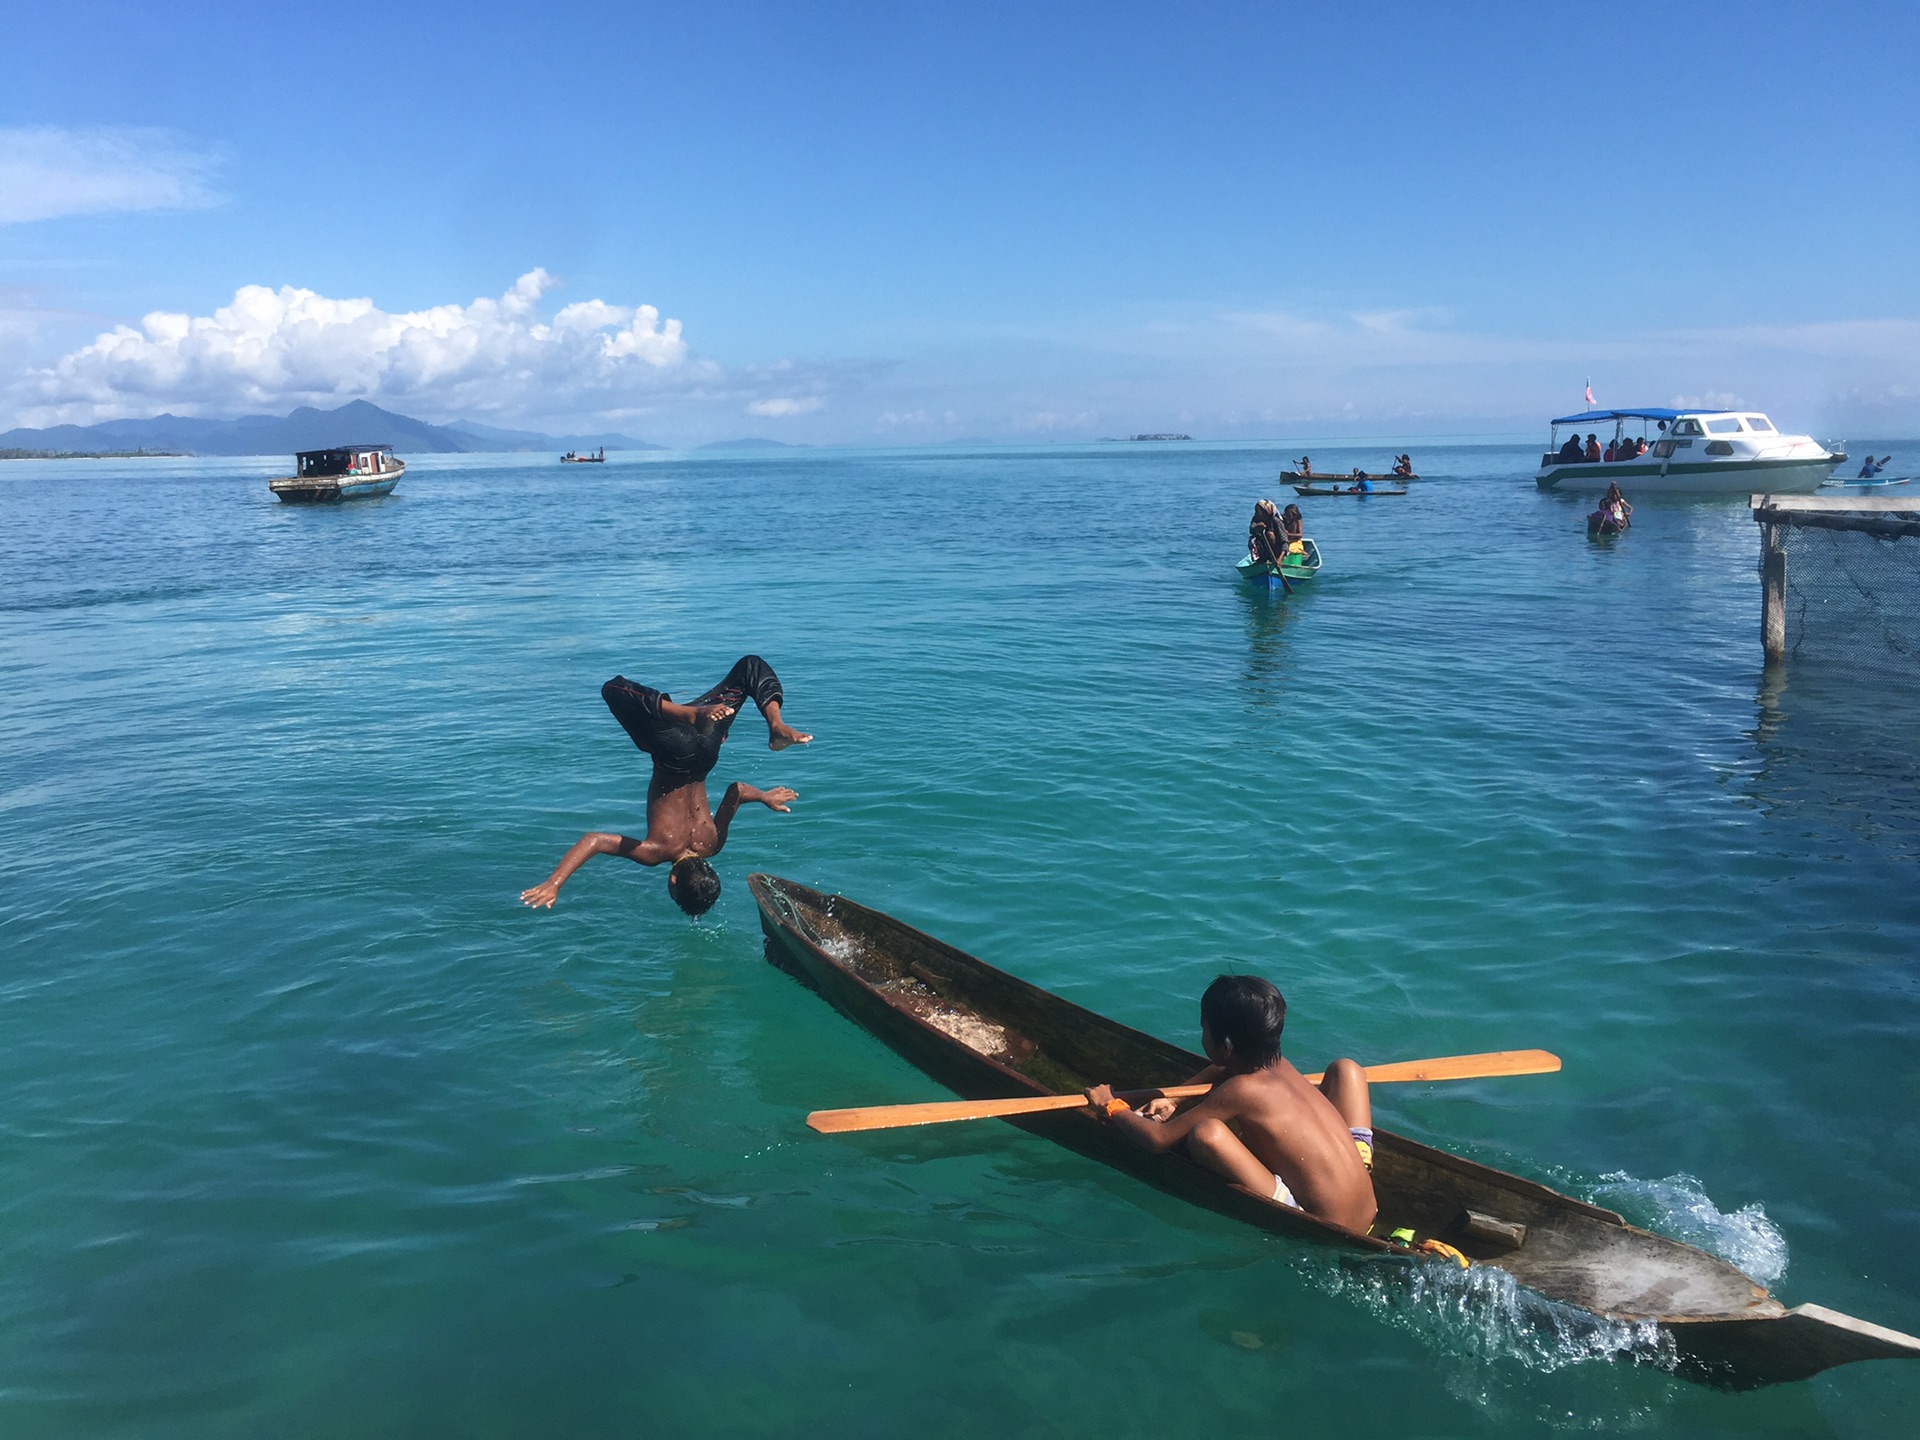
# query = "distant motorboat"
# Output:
<box><xmin>1536</xmin><ymin>408</ymin><xmax>1843</xmax><ymax>493</ymax></box>
<box><xmin>268</xmin><ymin>445</ymin><xmax>403</xmax><ymax>503</ymax></box>
<box><xmin>561</xmin><ymin>448</ymin><xmax>606</xmax><ymax>463</ymax></box>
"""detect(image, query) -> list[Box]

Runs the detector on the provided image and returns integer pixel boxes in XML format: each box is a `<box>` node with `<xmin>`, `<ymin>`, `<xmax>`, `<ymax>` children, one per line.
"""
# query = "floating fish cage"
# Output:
<box><xmin>1752</xmin><ymin>494</ymin><xmax>1920</xmax><ymax>671</ymax></box>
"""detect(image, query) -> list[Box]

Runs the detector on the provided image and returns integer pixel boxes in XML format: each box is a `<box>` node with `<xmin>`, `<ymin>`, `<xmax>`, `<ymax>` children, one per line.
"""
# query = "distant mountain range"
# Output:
<box><xmin>0</xmin><ymin>400</ymin><xmax>662</xmax><ymax>457</ymax></box>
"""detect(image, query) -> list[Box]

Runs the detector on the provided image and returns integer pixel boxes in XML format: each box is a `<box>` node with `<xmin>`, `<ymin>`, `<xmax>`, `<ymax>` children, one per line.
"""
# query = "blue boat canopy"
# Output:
<box><xmin>1549</xmin><ymin>407</ymin><xmax>1733</xmax><ymax>426</ymax></box>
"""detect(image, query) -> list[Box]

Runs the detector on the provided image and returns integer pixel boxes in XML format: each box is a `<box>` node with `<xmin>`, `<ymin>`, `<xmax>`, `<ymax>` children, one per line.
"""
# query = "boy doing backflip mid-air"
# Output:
<box><xmin>520</xmin><ymin>655</ymin><xmax>811</xmax><ymax>917</ymax></box>
<box><xmin>1086</xmin><ymin>974</ymin><xmax>1377</xmax><ymax>1231</ymax></box>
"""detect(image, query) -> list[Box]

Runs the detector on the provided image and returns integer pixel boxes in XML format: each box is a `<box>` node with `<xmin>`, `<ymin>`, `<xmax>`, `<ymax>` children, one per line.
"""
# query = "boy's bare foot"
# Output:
<box><xmin>768</xmin><ymin>721</ymin><xmax>812</xmax><ymax>751</ymax></box>
<box><xmin>692</xmin><ymin>703</ymin><xmax>735</xmax><ymax>730</ymax></box>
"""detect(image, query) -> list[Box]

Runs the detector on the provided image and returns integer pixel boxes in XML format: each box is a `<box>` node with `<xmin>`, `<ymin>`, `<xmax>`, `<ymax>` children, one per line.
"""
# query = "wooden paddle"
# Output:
<box><xmin>806</xmin><ymin>1048</ymin><xmax>1560</xmax><ymax>1135</ymax></box>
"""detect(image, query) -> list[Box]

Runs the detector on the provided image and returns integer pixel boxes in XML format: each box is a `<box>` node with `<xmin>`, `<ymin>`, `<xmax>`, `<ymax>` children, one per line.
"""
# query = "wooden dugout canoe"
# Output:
<box><xmin>750</xmin><ymin>874</ymin><xmax>1920</xmax><ymax>1389</ymax></box>
<box><xmin>1282</xmin><ymin>470</ymin><xmax>1416</xmax><ymax>484</ymax></box>
<box><xmin>1292</xmin><ymin>483</ymin><xmax>1409</xmax><ymax>497</ymax></box>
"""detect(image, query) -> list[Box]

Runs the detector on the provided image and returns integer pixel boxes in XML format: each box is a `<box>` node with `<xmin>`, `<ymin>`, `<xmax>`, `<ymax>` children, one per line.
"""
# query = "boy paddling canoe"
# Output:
<box><xmin>1085</xmin><ymin>975</ymin><xmax>1377</xmax><ymax>1231</ymax></box>
<box><xmin>520</xmin><ymin>655</ymin><xmax>811</xmax><ymax>916</ymax></box>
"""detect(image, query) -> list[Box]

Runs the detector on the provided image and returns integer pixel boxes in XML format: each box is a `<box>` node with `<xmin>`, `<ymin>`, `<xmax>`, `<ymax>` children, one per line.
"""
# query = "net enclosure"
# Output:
<box><xmin>1751</xmin><ymin>493</ymin><xmax>1920</xmax><ymax>671</ymax></box>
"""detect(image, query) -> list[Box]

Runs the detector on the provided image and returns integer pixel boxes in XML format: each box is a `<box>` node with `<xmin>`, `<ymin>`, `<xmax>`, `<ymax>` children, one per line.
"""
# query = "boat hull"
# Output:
<box><xmin>1236</xmin><ymin>541</ymin><xmax>1320</xmax><ymax>588</ymax></box>
<box><xmin>1536</xmin><ymin>455</ymin><xmax>1838</xmax><ymax>494</ymax></box>
<box><xmin>268</xmin><ymin>461</ymin><xmax>404</xmax><ymax>504</ymax></box>
<box><xmin>751</xmin><ymin>874</ymin><xmax>1920</xmax><ymax>1388</ymax></box>
<box><xmin>1281</xmin><ymin>471</ymin><xmax>1415</xmax><ymax>483</ymax></box>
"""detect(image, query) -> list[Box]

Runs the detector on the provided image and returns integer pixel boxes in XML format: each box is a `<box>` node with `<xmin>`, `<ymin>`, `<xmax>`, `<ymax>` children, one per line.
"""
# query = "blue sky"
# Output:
<box><xmin>3</xmin><ymin>1</ymin><xmax>1917</xmax><ymax>443</ymax></box>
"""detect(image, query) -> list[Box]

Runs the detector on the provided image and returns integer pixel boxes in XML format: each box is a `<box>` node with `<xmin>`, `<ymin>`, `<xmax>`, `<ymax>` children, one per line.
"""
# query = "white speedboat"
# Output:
<box><xmin>1535</xmin><ymin>408</ymin><xmax>1844</xmax><ymax>493</ymax></box>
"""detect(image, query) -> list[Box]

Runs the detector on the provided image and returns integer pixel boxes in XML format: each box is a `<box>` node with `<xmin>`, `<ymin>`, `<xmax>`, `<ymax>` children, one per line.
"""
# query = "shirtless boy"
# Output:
<box><xmin>519</xmin><ymin>655</ymin><xmax>811</xmax><ymax>917</ymax></box>
<box><xmin>1085</xmin><ymin>975</ymin><xmax>1377</xmax><ymax>1231</ymax></box>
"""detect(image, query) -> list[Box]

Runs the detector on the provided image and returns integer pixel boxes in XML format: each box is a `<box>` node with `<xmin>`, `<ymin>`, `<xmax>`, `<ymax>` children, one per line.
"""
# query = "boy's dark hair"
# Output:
<box><xmin>1200</xmin><ymin>974</ymin><xmax>1286</xmax><ymax>1066</ymax></box>
<box><xmin>668</xmin><ymin>857</ymin><xmax>721</xmax><ymax>916</ymax></box>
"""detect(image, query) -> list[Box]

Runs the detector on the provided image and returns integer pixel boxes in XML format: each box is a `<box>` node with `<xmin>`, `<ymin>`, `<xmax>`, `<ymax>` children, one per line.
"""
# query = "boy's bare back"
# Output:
<box><xmin>1205</xmin><ymin>1061</ymin><xmax>1376</xmax><ymax>1228</ymax></box>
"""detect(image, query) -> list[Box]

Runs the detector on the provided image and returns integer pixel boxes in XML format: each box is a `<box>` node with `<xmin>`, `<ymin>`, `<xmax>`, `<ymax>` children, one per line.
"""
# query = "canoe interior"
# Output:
<box><xmin>752</xmin><ymin>874</ymin><xmax>1920</xmax><ymax>1387</ymax></box>
<box><xmin>1281</xmin><ymin>471</ymin><xmax>1415</xmax><ymax>482</ymax></box>
<box><xmin>1293</xmin><ymin>485</ymin><xmax>1408</xmax><ymax>497</ymax></box>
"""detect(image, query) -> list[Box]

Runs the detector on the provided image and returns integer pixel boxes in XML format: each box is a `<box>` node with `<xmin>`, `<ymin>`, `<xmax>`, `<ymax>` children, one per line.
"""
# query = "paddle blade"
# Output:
<box><xmin>1351</xmin><ymin>1049</ymin><xmax>1560</xmax><ymax>1084</ymax></box>
<box><xmin>807</xmin><ymin>1092</ymin><xmax>1090</xmax><ymax>1133</ymax></box>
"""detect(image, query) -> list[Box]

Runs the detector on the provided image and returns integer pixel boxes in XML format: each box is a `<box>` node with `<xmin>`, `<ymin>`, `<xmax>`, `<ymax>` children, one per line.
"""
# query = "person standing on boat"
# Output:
<box><xmin>519</xmin><ymin>656</ymin><xmax>812</xmax><ymax>917</ymax></box>
<box><xmin>1084</xmin><ymin>975</ymin><xmax>1377</xmax><ymax>1231</ymax></box>
<box><xmin>1247</xmin><ymin>500</ymin><xmax>1286</xmax><ymax>566</ymax></box>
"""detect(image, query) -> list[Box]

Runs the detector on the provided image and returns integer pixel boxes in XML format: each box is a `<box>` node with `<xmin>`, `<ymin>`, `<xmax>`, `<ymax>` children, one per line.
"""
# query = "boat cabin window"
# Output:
<box><xmin>1672</xmin><ymin>419</ymin><xmax>1704</xmax><ymax>437</ymax></box>
<box><xmin>1704</xmin><ymin>417</ymin><xmax>1744</xmax><ymax>434</ymax></box>
<box><xmin>1744</xmin><ymin>416</ymin><xmax>1775</xmax><ymax>432</ymax></box>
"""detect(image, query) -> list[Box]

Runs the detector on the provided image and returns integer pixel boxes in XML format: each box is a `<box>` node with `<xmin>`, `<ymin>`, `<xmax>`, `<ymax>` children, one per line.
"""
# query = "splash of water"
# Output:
<box><xmin>1588</xmin><ymin>1171</ymin><xmax>1788</xmax><ymax>1285</ymax></box>
<box><xmin>1305</xmin><ymin>1250</ymin><xmax>1675</xmax><ymax>1376</ymax></box>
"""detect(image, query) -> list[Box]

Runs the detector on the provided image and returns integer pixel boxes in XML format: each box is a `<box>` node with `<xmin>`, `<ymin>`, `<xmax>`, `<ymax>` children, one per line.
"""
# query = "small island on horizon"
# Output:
<box><xmin>1100</xmin><ymin>433</ymin><xmax>1193</xmax><ymax>443</ymax></box>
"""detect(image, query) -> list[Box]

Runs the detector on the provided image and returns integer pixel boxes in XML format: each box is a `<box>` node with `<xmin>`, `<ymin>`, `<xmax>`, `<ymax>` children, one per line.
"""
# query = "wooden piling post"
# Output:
<box><xmin>1761</xmin><ymin>518</ymin><xmax>1787</xmax><ymax>663</ymax></box>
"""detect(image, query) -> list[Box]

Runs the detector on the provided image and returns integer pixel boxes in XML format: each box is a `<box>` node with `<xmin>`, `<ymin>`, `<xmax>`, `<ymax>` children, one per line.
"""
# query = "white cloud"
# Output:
<box><xmin>17</xmin><ymin>269</ymin><xmax>700</xmax><ymax>425</ymax></box>
<box><xmin>747</xmin><ymin>396</ymin><xmax>823</xmax><ymax>417</ymax></box>
<box><xmin>0</xmin><ymin>126</ymin><xmax>221</xmax><ymax>224</ymax></box>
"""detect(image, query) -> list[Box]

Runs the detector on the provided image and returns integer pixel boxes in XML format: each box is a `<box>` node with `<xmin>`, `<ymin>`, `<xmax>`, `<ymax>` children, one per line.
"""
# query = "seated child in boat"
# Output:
<box><xmin>1281</xmin><ymin>503</ymin><xmax>1305</xmax><ymax>555</ymax></box>
<box><xmin>1392</xmin><ymin>453</ymin><xmax>1413</xmax><ymax>477</ymax></box>
<box><xmin>1085</xmin><ymin>975</ymin><xmax>1377</xmax><ymax>1232</ymax></box>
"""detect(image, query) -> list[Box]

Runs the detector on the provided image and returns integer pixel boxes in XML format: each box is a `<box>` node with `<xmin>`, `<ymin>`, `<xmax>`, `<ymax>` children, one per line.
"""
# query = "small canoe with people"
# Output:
<box><xmin>1282</xmin><ymin>470</ymin><xmax>1416</xmax><ymax>485</ymax></box>
<box><xmin>752</xmin><ymin>873</ymin><xmax>1920</xmax><ymax>1390</ymax></box>
<box><xmin>1293</xmin><ymin>482</ymin><xmax>1408</xmax><ymax>497</ymax></box>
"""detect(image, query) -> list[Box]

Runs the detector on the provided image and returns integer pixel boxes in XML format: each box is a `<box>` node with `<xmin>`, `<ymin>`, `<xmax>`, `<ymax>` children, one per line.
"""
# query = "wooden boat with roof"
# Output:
<box><xmin>750</xmin><ymin>873</ymin><xmax>1920</xmax><ymax>1389</ymax></box>
<box><xmin>267</xmin><ymin>445</ymin><xmax>403</xmax><ymax>503</ymax></box>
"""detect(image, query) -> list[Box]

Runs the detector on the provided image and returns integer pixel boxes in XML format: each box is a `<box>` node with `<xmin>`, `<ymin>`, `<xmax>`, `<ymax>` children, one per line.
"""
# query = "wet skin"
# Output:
<box><xmin>519</xmin><ymin>700</ymin><xmax>810</xmax><ymax>909</ymax></box>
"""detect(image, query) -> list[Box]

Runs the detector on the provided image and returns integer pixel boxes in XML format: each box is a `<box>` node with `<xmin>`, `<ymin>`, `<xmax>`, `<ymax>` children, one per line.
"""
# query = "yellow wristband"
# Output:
<box><xmin>1105</xmin><ymin>1098</ymin><xmax>1132</xmax><ymax>1117</ymax></box>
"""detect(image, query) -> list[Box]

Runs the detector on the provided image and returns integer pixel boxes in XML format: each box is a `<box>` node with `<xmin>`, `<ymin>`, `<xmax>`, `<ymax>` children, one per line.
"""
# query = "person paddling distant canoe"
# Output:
<box><xmin>1085</xmin><ymin>974</ymin><xmax>1378</xmax><ymax>1231</ymax></box>
<box><xmin>520</xmin><ymin>655</ymin><xmax>811</xmax><ymax>916</ymax></box>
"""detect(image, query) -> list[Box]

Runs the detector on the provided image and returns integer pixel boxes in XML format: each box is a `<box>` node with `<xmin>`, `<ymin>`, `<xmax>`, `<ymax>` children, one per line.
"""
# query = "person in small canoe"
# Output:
<box><xmin>519</xmin><ymin>655</ymin><xmax>811</xmax><ymax>916</ymax></box>
<box><xmin>1294</xmin><ymin>455</ymin><xmax>1313</xmax><ymax>476</ymax></box>
<box><xmin>1280</xmin><ymin>503</ymin><xmax>1306</xmax><ymax>555</ymax></box>
<box><xmin>1247</xmin><ymin>499</ymin><xmax>1286</xmax><ymax>565</ymax></box>
<box><xmin>1347</xmin><ymin>470</ymin><xmax>1373</xmax><ymax>493</ymax></box>
<box><xmin>1085</xmin><ymin>974</ymin><xmax>1377</xmax><ymax>1231</ymax></box>
<box><xmin>1391</xmin><ymin>453</ymin><xmax>1413</xmax><ymax>478</ymax></box>
<box><xmin>1859</xmin><ymin>455</ymin><xmax>1892</xmax><ymax>479</ymax></box>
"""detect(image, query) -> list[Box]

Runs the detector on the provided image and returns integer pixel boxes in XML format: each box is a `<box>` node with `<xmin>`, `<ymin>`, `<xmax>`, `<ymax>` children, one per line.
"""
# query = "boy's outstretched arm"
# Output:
<box><xmin>1085</xmin><ymin>1081</ymin><xmax>1237</xmax><ymax>1154</ymax></box>
<box><xmin>710</xmin><ymin>782</ymin><xmax>799</xmax><ymax>852</ymax></box>
<box><xmin>520</xmin><ymin>831</ymin><xmax>672</xmax><ymax>908</ymax></box>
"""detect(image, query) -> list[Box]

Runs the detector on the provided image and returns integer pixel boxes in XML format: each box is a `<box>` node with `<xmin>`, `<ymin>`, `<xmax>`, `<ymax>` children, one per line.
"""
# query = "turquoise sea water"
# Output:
<box><xmin>3</xmin><ymin>442</ymin><xmax>1918</xmax><ymax>1437</ymax></box>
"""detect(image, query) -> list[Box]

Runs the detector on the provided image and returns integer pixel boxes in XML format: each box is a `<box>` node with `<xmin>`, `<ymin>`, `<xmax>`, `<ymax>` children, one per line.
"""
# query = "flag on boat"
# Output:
<box><xmin>1585</xmin><ymin>379</ymin><xmax>1594</xmax><ymax>407</ymax></box>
